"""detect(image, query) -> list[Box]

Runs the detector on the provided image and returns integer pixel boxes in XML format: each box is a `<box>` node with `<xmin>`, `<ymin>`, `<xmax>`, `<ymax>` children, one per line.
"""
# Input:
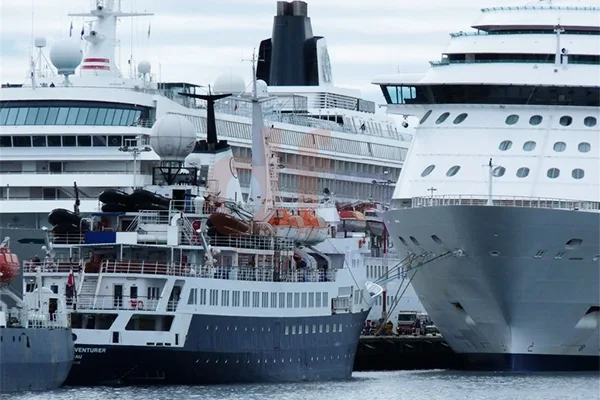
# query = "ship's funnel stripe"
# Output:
<box><xmin>81</xmin><ymin>65</ymin><xmax>110</xmax><ymax>70</ymax></box>
<box><xmin>83</xmin><ymin>58</ymin><xmax>109</xmax><ymax>63</ymax></box>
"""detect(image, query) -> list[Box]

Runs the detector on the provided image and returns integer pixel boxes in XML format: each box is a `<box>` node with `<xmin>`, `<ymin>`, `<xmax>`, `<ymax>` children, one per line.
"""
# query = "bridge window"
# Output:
<box><xmin>499</xmin><ymin>140</ymin><xmax>512</xmax><ymax>151</ymax></box>
<box><xmin>0</xmin><ymin>105</ymin><xmax>143</xmax><ymax>126</ymax></box>
<box><xmin>578</xmin><ymin>142</ymin><xmax>591</xmax><ymax>153</ymax></box>
<box><xmin>446</xmin><ymin>165</ymin><xmax>461</xmax><ymax>177</ymax></box>
<box><xmin>572</xmin><ymin>169</ymin><xmax>585</xmax><ymax>180</ymax></box>
<box><xmin>492</xmin><ymin>166</ymin><xmax>506</xmax><ymax>177</ymax></box>
<box><xmin>516</xmin><ymin>167</ymin><xmax>530</xmax><ymax>178</ymax></box>
<box><xmin>559</xmin><ymin>116</ymin><xmax>573</xmax><ymax>127</ymax></box>
<box><xmin>386</xmin><ymin>85</ymin><xmax>417</xmax><ymax>104</ymax></box>
<box><xmin>523</xmin><ymin>141</ymin><xmax>536</xmax><ymax>151</ymax></box>
<box><xmin>435</xmin><ymin>112</ymin><xmax>450</xmax><ymax>124</ymax></box>
<box><xmin>421</xmin><ymin>165</ymin><xmax>435</xmax><ymax>177</ymax></box>
<box><xmin>505</xmin><ymin>114</ymin><xmax>519</xmax><ymax>125</ymax></box>
<box><xmin>547</xmin><ymin>168</ymin><xmax>560</xmax><ymax>179</ymax></box>
<box><xmin>453</xmin><ymin>113</ymin><xmax>468</xmax><ymax>124</ymax></box>
<box><xmin>584</xmin><ymin>116</ymin><xmax>597</xmax><ymax>127</ymax></box>
<box><xmin>529</xmin><ymin>115</ymin><xmax>543</xmax><ymax>126</ymax></box>
<box><xmin>553</xmin><ymin>142</ymin><xmax>567</xmax><ymax>152</ymax></box>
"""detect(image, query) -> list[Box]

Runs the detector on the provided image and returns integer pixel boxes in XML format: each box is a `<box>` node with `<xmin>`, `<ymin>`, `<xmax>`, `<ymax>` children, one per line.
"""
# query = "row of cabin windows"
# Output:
<box><xmin>284</xmin><ymin>323</ymin><xmax>343</xmax><ymax>335</ymax></box>
<box><xmin>499</xmin><ymin>140</ymin><xmax>592</xmax><ymax>153</ymax></box>
<box><xmin>0</xmin><ymin>135</ymin><xmax>137</xmax><ymax>148</ymax></box>
<box><xmin>421</xmin><ymin>164</ymin><xmax>588</xmax><ymax>180</ymax></box>
<box><xmin>188</xmin><ymin>289</ymin><xmax>330</xmax><ymax>309</ymax></box>
<box><xmin>0</xmin><ymin>106</ymin><xmax>143</xmax><ymax>127</ymax></box>
<box><xmin>420</xmin><ymin>110</ymin><xmax>598</xmax><ymax>128</ymax></box>
<box><xmin>367</xmin><ymin>265</ymin><xmax>389</xmax><ymax>279</ymax></box>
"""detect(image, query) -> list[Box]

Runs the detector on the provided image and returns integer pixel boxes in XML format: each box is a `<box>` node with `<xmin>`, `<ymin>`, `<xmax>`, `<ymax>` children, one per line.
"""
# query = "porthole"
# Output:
<box><xmin>409</xmin><ymin>236</ymin><xmax>421</xmax><ymax>246</ymax></box>
<box><xmin>435</xmin><ymin>112</ymin><xmax>450</xmax><ymax>124</ymax></box>
<box><xmin>420</xmin><ymin>110</ymin><xmax>432</xmax><ymax>124</ymax></box>
<box><xmin>547</xmin><ymin>168</ymin><xmax>560</xmax><ymax>179</ymax></box>
<box><xmin>559</xmin><ymin>116</ymin><xmax>573</xmax><ymax>126</ymax></box>
<box><xmin>523</xmin><ymin>141</ymin><xmax>536</xmax><ymax>151</ymax></box>
<box><xmin>446</xmin><ymin>165</ymin><xmax>461</xmax><ymax>177</ymax></box>
<box><xmin>553</xmin><ymin>141</ymin><xmax>566</xmax><ymax>152</ymax></box>
<box><xmin>584</xmin><ymin>116</ymin><xmax>597</xmax><ymax>127</ymax></box>
<box><xmin>421</xmin><ymin>165</ymin><xmax>435</xmax><ymax>177</ymax></box>
<box><xmin>498</xmin><ymin>140</ymin><xmax>512</xmax><ymax>151</ymax></box>
<box><xmin>572</xmin><ymin>168</ymin><xmax>585</xmax><ymax>179</ymax></box>
<box><xmin>492</xmin><ymin>166</ymin><xmax>506</xmax><ymax>177</ymax></box>
<box><xmin>516</xmin><ymin>167</ymin><xmax>530</xmax><ymax>178</ymax></box>
<box><xmin>578</xmin><ymin>142</ymin><xmax>591</xmax><ymax>153</ymax></box>
<box><xmin>505</xmin><ymin>114</ymin><xmax>519</xmax><ymax>125</ymax></box>
<box><xmin>398</xmin><ymin>236</ymin><xmax>409</xmax><ymax>247</ymax></box>
<box><xmin>453</xmin><ymin>113</ymin><xmax>468</xmax><ymax>124</ymax></box>
<box><xmin>529</xmin><ymin>115</ymin><xmax>543</xmax><ymax>126</ymax></box>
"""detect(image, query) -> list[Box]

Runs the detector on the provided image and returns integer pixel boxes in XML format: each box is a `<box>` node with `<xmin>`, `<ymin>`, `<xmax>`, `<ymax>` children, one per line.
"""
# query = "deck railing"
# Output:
<box><xmin>73</xmin><ymin>295</ymin><xmax>160</xmax><ymax>312</ymax></box>
<box><xmin>3</xmin><ymin>309</ymin><xmax>70</xmax><ymax>329</ymax></box>
<box><xmin>400</xmin><ymin>195</ymin><xmax>600</xmax><ymax>212</ymax></box>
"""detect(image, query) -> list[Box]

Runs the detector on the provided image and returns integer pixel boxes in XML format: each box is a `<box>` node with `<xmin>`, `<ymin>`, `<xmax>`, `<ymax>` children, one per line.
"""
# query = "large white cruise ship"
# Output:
<box><xmin>373</xmin><ymin>0</ymin><xmax>600</xmax><ymax>370</ymax></box>
<box><xmin>0</xmin><ymin>0</ymin><xmax>411</xmax><ymax>234</ymax></box>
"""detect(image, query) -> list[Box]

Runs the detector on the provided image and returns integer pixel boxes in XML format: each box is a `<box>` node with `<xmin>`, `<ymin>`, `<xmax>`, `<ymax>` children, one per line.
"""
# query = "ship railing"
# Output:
<box><xmin>99</xmin><ymin>260</ymin><xmax>335</xmax><ymax>283</ymax></box>
<box><xmin>74</xmin><ymin>295</ymin><xmax>159</xmax><ymax>312</ymax></box>
<box><xmin>3</xmin><ymin>308</ymin><xmax>70</xmax><ymax>329</ymax></box>
<box><xmin>404</xmin><ymin>195</ymin><xmax>600</xmax><ymax>212</ymax></box>
<box><xmin>23</xmin><ymin>259</ymin><xmax>80</xmax><ymax>274</ymax></box>
<box><xmin>202</xmin><ymin>235</ymin><xmax>296</xmax><ymax>251</ymax></box>
<box><xmin>48</xmin><ymin>232</ymin><xmax>86</xmax><ymax>244</ymax></box>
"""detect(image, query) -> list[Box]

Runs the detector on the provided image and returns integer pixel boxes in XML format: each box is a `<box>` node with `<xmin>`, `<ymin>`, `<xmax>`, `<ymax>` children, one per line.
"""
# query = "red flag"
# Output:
<box><xmin>67</xmin><ymin>270</ymin><xmax>74</xmax><ymax>287</ymax></box>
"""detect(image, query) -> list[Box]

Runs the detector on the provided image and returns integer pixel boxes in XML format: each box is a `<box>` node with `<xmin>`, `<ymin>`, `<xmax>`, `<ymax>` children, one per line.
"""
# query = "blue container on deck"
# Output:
<box><xmin>85</xmin><ymin>231</ymin><xmax>116</xmax><ymax>244</ymax></box>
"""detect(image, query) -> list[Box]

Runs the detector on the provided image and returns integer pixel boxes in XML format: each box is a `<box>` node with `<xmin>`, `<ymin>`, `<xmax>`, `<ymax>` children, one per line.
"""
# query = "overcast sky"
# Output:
<box><xmin>0</xmin><ymin>0</ymin><xmax>560</xmax><ymax>104</ymax></box>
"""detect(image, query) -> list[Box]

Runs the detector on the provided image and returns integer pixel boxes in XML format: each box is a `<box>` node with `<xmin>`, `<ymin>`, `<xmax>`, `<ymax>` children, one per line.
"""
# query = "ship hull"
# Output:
<box><xmin>66</xmin><ymin>310</ymin><xmax>369</xmax><ymax>385</ymax></box>
<box><xmin>0</xmin><ymin>327</ymin><xmax>74</xmax><ymax>393</ymax></box>
<box><xmin>384</xmin><ymin>205</ymin><xmax>600</xmax><ymax>371</ymax></box>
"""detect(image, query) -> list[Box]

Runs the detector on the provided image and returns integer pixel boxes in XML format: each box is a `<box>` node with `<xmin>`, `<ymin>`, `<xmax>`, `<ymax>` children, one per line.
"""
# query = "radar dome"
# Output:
<box><xmin>34</xmin><ymin>37</ymin><xmax>47</xmax><ymax>48</ymax></box>
<box><xmin>138</xmin><ymin>60</ymin><xmax>151</xmax><ymax>75</ymax></box>
<box><xmin>50</xmin><ymin>39</ymin><xmax>83</xmax><ymax>75</ymax></box>
<box><xmin>150</xmin><ymin>114</ymin><xmax>197</xmax><ymax>161</ymax></box>
<box><xmin>213</xmin><ymin>71</ymin><xmax>246</xmax><ymax>95</ymax></box>
<box><xmin>256</xmin><ymin>79</ymin><xmax>269</xmax><ymax>98</ymax></box>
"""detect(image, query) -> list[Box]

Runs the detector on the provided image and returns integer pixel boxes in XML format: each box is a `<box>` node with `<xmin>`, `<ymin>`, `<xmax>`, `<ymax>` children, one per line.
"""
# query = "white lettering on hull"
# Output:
<box><xmin>75</xmin><ymin>347</ymin><xmax>107</xmax><ymax>354</ymax></box>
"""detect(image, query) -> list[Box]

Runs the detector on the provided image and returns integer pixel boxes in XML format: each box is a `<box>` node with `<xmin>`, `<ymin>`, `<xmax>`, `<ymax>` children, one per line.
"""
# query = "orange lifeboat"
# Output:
<box><xmin>339</xmin><ymin>210</ymin><xmax>367</xmax><ymax>232</ymax></box>
<box><xmin>268</xmin><ymin>209</ymin><xmax>308</xmax><ymax>242</ymax></box>
<box><xmin>0</xmin><ymin>241</ymin><xmax>20</xmax><ymax>285</ymax></box>
<box><xmin>299</xmin><ymin>209</ymin><xmax>328</xmax><ymax>245</ymax></box>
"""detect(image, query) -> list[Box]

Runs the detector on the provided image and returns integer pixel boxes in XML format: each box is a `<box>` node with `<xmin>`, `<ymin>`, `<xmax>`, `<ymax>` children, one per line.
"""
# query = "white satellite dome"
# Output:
<box><xmin>150</xmin><ymin>115</ymin><xmax>197</xmax><ymax>161</ymax></box>
<box><xmin>49</xmin><ymin>39</ymin><xmax>83</xmax><ymax>75</ymax></box>
<box><xmin>256</xmin><ymin>79</ymin><xmax>269</xmax><ymax>98</ymax></box>
<box><xmin>213</xmin><ymin>71</ymin><xmax>246</xmax><ymax>95</ymax></box>
<box><xmin>138</xmin><ymin>60</ymin><xmax>151</xmax><ymax>75</ymax></box>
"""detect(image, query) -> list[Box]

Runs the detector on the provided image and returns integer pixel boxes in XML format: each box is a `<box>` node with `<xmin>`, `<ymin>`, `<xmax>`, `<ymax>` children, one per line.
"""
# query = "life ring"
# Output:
<box><xmin>137</xmin><ymin>301</ymin><xmax>144</xmax><ymax>310</ymax></box>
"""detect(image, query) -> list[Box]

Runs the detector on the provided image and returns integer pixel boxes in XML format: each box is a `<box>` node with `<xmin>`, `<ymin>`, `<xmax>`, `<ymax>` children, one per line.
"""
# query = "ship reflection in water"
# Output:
<box><xmin>9</xmin><ymin>371</ymin><xmax>598</xmax><ymax>400</ymax></box>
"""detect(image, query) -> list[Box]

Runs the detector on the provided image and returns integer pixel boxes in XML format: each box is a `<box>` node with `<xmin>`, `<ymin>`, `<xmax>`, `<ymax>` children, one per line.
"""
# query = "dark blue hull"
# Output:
<box><xmin>66</xmin><ymin>310</ymin><xmax>369</xmax><ymax>385</ymax></box>
<box><xmin>0</xmin><ymin>327</ymin><xmax>74</xmax><ymax>393</ymax></box>
<box><xmin>460</xmin><ymin>353</ymin><xmax>600</xmax><ymax>372</ymax></box>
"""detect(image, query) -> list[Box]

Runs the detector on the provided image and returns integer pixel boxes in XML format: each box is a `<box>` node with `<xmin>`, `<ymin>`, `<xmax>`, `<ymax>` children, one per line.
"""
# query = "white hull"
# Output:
<box><xmin>384</xmin><ymin>205</ymin><xmax>600</xmax><ymax>369</ymax></box>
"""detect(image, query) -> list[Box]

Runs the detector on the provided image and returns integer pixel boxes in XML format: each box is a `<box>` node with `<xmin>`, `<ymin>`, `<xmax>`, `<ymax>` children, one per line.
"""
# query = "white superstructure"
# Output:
<box><xmin>0</xmin><ymin>0</ymin><xmax>412</xmax><ymax>229</ymax></box>
<box><xmin>374</xmin><ymin>0</ymin><xmax>600</xmax><ymax>370</ymax></box>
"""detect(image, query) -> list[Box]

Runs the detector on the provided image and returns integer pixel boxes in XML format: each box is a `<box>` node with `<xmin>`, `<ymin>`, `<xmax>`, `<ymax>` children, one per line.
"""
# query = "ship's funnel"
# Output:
<box><xmin>256</xmin><ymin>1</ymin><xmax>333</xmax><ymax>87</ymax></box>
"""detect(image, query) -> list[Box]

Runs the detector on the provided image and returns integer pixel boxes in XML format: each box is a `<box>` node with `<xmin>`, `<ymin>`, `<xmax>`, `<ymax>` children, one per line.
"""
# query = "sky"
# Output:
<box><xmin>1</xmin><ymin>0</ymin><xmax>536</xmax><ymax>104</ymax></box>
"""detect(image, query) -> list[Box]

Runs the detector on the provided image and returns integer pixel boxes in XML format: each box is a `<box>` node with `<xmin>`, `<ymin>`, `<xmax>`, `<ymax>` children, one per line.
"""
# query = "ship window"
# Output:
<box><xmin>108</xmin><ymin>136</ymin><xmax>123</xmax><ymax>147</ymax></box>
<box><xmin>0</xmin><ymin>108</ymin><xmax>9</xmax><ymax>124</ymax></box>
<box><xmin>62</xmin><ymin>136</ymin><xmax>76</xmax><ymax>147</ymax></box>
<box><xmin>578</xmin><ymin>142</ymin><xmax>591</xmax><ymax>153</ymax></box>
<box><xmin>92</xmin><ymin>135</ymin><xmax>107</xmax><ymax>146</ymax></box>
<box><xmin>553</xmin><ymin>141</ymin><xmax>567</xmax><ymax>152</ymax></box>
<box><xmin>453</xmin><ymin>113</ymin><xmax>468</xmax><ymax>124</ymax></box>
<box><xmin>12</xmin><ymin>136</ymin><xmax>31</xmax><ymax>147</ymax></box>
<box><xmin>492</xmin><ymin>166</ymin><xmax>506</xmax><ymax>177</ymax></box>
<box><xmin>46</xmin><ymin>107</ymin><xmax>59</xmax><ymax>124</ymax></box>
<box><xmin>287</xmin><ymin>292</ymin><xmax>293</xmax><ymax>308</ymax></box>
<box><xmin>48</xmin><ymin>135</ymin><xmax>61</xmax><ymax>147</ymax></box>
<box><xmin>76</xmin><ymin>108</ymin><xmax>89</xmax><ymax>125</ymax></box>
<box><xmin>279</xmin><ymin>292</ymin><xmax>285</xmax><ymax>308</ymax></box>
<box><xmin>271</xmin><ymin>292</ymin><xmax>277</xmax><ymax>308</ymax></box>
<box><xmin>505</xmin><ymin>114</ymin><xmax>519</xmax><ymax>125</ymax></box>
<box><xmin>32</xmin><ymin>136</ymin><xmax>46</xmax><ymax>147</ymax></box>
<box><xmin>421</xmin><ymin>165</ymin><xmax>435</xmax><ymax>177</ymax></box>
<box><xmin>25</xmin><ymin>108</ymin><xmax>38</xmax><ymax>125</ymax></box>
<box><xmin>584</xmin><ymin>116</ymin><xmax>597</xmax><ymax>127</ymax></box>
<box><xmin>523</xmin><ymin>141</ymin><xmax>536</xmax><ymax>151</ymax></box>
<box><xmin>301</xmin><ymin>292</ymin><xmax>307</xmax><ymax>308</ymax></box>
<box><xmin>322</xmin><ymin>292</ymin><xmax>328</xmax><ymax>307</ymax></box>
<box><xmin>547</xmin><ymin>168</ymin><xmax>560</xmax><ymax>179</ymax></box>
<box><xmin>529</xmin><ymin>115</ymin><xmax>543</xmax><ymax>125</ymax></box>
<box><xmin>308</xmin><ymin>292</ymin><xmax>314</xmax><ymax>307</ymax></box>
<box><xmin>516</xmin><ymin>167</ymin><xmax>530</xmax><ymax>178</ymax></box>
<box><xmin>498</xmin><ymin>140</ymin><xmax>512</xmax><ymax>151</ymax></box>
<box><xmin>419</xmin><ymin>110</ymin><xmax>432</xmax><ymax>124</ymax></box>
<box><xmin>435</xmin><ymin>112</ymin><xmax>450</xmax><ymax>124</ymax></box>
<box><xmin>65</xmin><ymin>108</ymin><xmax>79</xmax><ymax>125</ymax></box>
<box><xmin>0</xmin><ymin>136</ymin><xmax>11</xmax><ymax>147</ymax></box>
<box><xmin>77</xmin><ymin>136</ymin><xmax>92</xmax><ymax>146</ymax></box>
<box><xmin>15</xmin><ymin>108</ymin><xmax>27</xmax><ymax>124</ymax></box>
<box><xmin>35</xmin><ymin>107</ymin><xmax>49</xmax><ymax>124</ymax></box>
<box><xmin>446</xmin><ymin>165</ymin><xmax>461</xmax><ymax>177</ymax></box>
<box><xmin>559</xmin><ymin>116</ymin><xmax>572</xmax><ymax>126</ymax></box>
<box><xmin>572</xmin><ymin>168</ymin><xmax>585</xmax><ymax>179</ymax></box>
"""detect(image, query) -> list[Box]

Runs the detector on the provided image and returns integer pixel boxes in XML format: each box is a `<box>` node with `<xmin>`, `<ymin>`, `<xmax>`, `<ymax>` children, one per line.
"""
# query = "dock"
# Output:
<box><xmin>353</xmin><ymin>335</ymin><xmax>459</xmax><ymax>371</ymax></box>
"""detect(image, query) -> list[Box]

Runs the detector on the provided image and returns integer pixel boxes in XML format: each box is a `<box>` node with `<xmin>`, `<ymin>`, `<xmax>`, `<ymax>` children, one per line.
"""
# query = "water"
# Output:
<box><xmin>3</xmin><ymin>371</ymin><xmax>598</xmax><ymax>400</ymax></box>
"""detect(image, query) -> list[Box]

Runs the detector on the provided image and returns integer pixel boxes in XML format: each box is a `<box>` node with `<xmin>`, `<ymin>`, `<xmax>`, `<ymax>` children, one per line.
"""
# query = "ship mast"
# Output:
<box><xmin>68</xmin><ymin>0</ymin><xmax>152</xmax><ymax>78</ymax></box>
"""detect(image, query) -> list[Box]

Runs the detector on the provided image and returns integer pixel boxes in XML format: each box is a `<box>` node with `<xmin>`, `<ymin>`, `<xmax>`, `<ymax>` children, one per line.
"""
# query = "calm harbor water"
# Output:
<box><xmin>3</xmin><ymin>370</ymin><xmax>599</xmax><ymax>400</ymax></box>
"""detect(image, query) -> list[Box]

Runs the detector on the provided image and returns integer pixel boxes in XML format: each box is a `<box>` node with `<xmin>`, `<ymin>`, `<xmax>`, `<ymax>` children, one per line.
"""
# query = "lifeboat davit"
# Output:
<box><xmin>0</xmin><ymin>242</ymin><xmax>20</xmax><ymax>285</ymax></box>
<box><xmin>339</xmin><ymin>210</ymin><xmax>367</xmax><ymax>232</ymax></box>
<box><xmin>268</xmin><ymin>209</ymin><xmax>308</xmax><ymax>243</ymax></box>
<box><xmin>299</xmin><ymin>209</ymin><xmax>328</xmax><ymax>245</ymax></box>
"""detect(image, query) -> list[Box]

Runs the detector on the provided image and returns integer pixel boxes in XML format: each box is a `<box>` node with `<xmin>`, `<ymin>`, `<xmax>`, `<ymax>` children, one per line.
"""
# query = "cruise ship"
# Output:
<box><xmin>0</xmin><ymin>0</ymin><xmax>411</xmax><ymax>246</ymax></box>
<box><xmin>373</xmin><ymin>0</ymin><xmax>600</xmax><ymax>371</ymax></box>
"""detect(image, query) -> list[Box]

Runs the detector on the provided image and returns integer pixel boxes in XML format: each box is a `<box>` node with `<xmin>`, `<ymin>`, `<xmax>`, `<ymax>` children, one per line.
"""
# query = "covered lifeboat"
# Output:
<box><xmin>268</xmin><ymin>209</ymin><xmax>308</xmax><ymax>243</ymax></box>
<box><xmin>0</xmin><ymin>238</ymin><xmax>20</xmax><ymax>285</ymax></box>
<box><xmin>299</xmin><ymin>209</ymin><xmax>328</xmax><ymax>245</ymax></box>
